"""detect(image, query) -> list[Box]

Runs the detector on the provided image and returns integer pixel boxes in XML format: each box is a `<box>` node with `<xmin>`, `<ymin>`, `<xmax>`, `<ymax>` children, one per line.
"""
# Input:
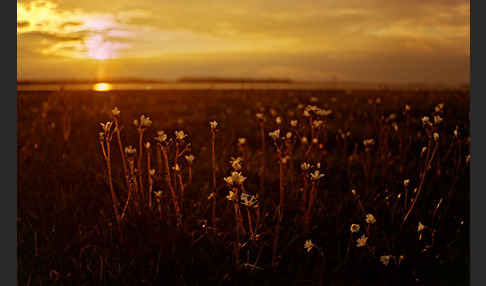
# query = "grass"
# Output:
<box><xmin>18</xmin><ymin>88</ymin><xmax>470</xmax><ymax>285</ymax></box>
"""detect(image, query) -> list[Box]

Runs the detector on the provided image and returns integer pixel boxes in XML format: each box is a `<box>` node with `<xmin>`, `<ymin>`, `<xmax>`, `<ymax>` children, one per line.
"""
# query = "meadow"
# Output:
<box><xmin>18</xmin><ymin>88</ymin><xmax>470</xmax><ymax>285</ymax></box>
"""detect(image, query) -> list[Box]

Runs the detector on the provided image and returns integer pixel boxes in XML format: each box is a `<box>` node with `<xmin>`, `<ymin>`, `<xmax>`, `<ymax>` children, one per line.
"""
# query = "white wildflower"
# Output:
<box><xmin>224</xmin><ymin>171</ymin><xmax>246</xmax><ymax>186</ymax></box>
<box><xmin>365</xmin><ymin>214</ymin><xmax>376</xmax><ymax>224</ymax></box>
<box><xmin>418</xmin><ymin>222</ymin><xmax>425</xmax><ymax>232</ymax></box>
<box><xmin>209</xmin><ymin>120</ymin><xmax>218</xmax><ymax>129</ymax></box>
<box><xmin>356</xmin><ymin>235</ymin><xmax>368</xmax><ymax>247</ymax></box>
<box><xmin>304</xmin><ymin>240</ymin><xmax>314</xmax><ymax>253</ymax></box>
<box><xmin>269</xmin><ymin>129</ymin><xmax>281</xmax><ymax>140</ymax></box>
<box><xmin>403</xmin><ymin>179</ymin><xmax>410</xmax><ymax>187</ymax></box>
<box><xmin>154</xmin><ymin>131</ymin><xmax>167</xmax><ymax>143</ymax></box>
<box><xmin>350</xmin><ymin>224</ymin><xmax>360</xmax><ymax>233</ymax></box>
<box><xmin>310</xmin><ymin>170</ymin><xmax>325</xmax><ymax>181</ymax></box>
<box><xmin>185</xmin><ymin>154</ymin><xmax>195</xmax><ymax>164</ymax></box>
<box><xmin>290</xmin><ymin>120</ymin><xmax>298</xmax><ymax>127</ymax></box>
<box><xmin>175</xmin><ymin>130</ymin><xmax>187</xmax><ymax>140</ymax></box>
<box><xmin>226</xmin><ymin>190</ymin><xmax>237</xmax><ymax>201</ymax></box>
<box><xmin>433</xmin><ymin>132</ymin><xmax>439</xmax><ymax>142</ymax></box>
<box><xmin>111</xmin><ymin>107</ymin><xmax>120</xmax><ymax>116</ymax></box>
<box><xmin>125</xmin><ymin>145</ymin><xmax>136</xmax><ymax>155</ymax></box>
<box><xmin>301</xmin><ymin>162</ymin><xmax>312</xmax><ymax>171</ymax></box>
<box><xmin>230</xmin><ymin>157</ymin><xmax>243</xmax><ymax>170</ymax></box>
<box><xmin>380</xmin><ymin>255</ymin><xmax>392</xmax><ymax>266</ymax></box>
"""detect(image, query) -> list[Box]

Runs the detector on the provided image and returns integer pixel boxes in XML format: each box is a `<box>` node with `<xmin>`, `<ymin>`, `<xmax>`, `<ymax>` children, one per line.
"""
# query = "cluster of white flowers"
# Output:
<box><xmin>434</xmin><ymin>115</ymin><xmax>443</xmax><ymax>124</ymax></box>
<box><xmin>175</xmin><ymin>130</ymin><xmax>187</xmax><ymax>141</ymax></box>
<box><xmin>230</xmin><ymin>157</ymin><xmax>243</xmax><ymax>170</ymax></box>
<box><xmin>268</xmin><ymin>129</ymin><xmax>281</xmax><ymax>140</ymax></box>
<box><xmin>209</xmin><ymin>120</ymin><xmax>218</xmax><ymax>129</ymax></box>
<box><xmin>303</xmin><ymin>105</ymin><xmax>332</xmax><ymax>117</ymax></box>
<box><xmin>185</xmin><ymin>154</ymin><xmax>195</xmax><ymax>164</ymax></box>
<box><xmin>125</xmin><ymin>145</ymin><xmax>136</xmax><ymax>155</ymax></box>
<box><xmin>224</xmin><ymin>171</ymin><xmax>246</xmax><ymax>186</ymax></box>
<box><xmin>363</xmin><ymin>138</ymin><xmax>375</xmax><ymax>148</ymax></box>
<box><xmin>434</xmin><ymin>103</ymin><xmax>444</xmax><ymax>113</ymax></box>
<box><xmin>111</xmin><ymin>107</ymin><xmax>120</xmax><ymax>116</ymax></box>
<box><xmin>312</xmin><ymin>120</ymin><xmax>324</xmax><ymax>129</ymax></box>
<box><xmin>134</xmin><ymin>115</ymin><xmax>152</xmax><ymax>128</ymax></box>
<box><xmin>365</xmin><ymin>214</ymin><xmax>376</xmax><ymax>224</ymax></box>
<box><xmin>380</xmin><ymin>255</ymin><xmax>392</xmax><ymax>266</ymax></box>
<box><xmin>422</xmin><ymin>116</ymin><xmax>432</xmax><ymax>126</ymax></box>
<box><xmin>154</xmin><ymin>130</ymin><xmax>167</xmax><ymax>143</ymax></box>
<box><xmin>356</xmin><ymin>235</ymin><xmax>368</xmax><ymax>247</ymax></box>
<box><xmin>301</xmin><ymin>162</ymin><xmax>312</xmax><ymax>171</ymax></box>
<box><xmin>226</xmin><ymin>190</ymin><xmax>237</xmax><ymax>201</ymax></box>
<box><xmin>310</xmin><ymin>170</ymin><xmax>325</xmax><ymax>181</ymax></box>
<box><xmin>100</xmin><ymin>121</ymin><xmax>113</xmax><ymax>134</ymax></box>
<box><xmin>240</xmin><ymin>193</ymin><xmax>259</xmax><ymax>208</ymax></box>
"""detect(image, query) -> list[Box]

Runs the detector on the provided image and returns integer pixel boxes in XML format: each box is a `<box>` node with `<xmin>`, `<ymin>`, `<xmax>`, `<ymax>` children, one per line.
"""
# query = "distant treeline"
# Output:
<box><xmin>17</xmin><ymin>77</ymin><xmax>293</xmax><ymax>85</ymax></box>
<box><xmin>176</xmin><ymin>77</ymin><xmax>293</xmax><ymax>84</ymax></box>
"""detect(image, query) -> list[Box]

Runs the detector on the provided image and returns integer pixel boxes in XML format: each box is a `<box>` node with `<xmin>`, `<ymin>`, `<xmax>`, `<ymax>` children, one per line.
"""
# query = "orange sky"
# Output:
<box><xmin>17</xmin><ymin>0</ymin><xmax>470</xmax><ymax>84</ymax></box>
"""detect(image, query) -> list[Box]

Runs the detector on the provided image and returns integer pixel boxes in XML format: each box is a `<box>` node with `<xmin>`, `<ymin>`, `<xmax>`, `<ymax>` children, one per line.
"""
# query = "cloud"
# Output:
<box><xmin>17</xmin><ymin>0</ymin><xmax>469</xmax><ymax>83</ymax></box>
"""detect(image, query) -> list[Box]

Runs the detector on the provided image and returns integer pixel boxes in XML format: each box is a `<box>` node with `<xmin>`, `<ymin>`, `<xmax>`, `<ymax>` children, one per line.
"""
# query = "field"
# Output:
<box><xmin>18</xmin><ymin>88</ymin><xmax>470</xmax><ymax>285</ymax></box>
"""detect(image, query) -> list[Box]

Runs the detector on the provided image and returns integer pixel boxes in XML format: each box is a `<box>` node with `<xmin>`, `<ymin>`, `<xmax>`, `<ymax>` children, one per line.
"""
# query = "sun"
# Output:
<box><xmin>93</xmin><ymin>82</ymin><xmax>112</xmax><ymax>92</ymax></box>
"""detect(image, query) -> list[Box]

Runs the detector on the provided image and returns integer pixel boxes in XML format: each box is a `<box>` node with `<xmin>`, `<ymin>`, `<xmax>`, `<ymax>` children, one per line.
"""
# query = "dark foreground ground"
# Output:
<box><xmin>18</xmin><ymin>88</ymin><xmax>469</xmax><ymax>285</ymax></box>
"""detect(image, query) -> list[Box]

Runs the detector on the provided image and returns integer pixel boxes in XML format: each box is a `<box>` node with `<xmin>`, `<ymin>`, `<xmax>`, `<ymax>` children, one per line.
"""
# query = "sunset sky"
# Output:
<box><xmin>17</xmin><ymin>0</ymin><xmax>470</xmax><ymax>84</ymax></box>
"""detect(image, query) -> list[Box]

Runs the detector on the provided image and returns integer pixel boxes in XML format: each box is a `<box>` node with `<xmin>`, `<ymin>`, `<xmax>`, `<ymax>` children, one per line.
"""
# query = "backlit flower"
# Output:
<box><xmin>185</xmin><ymin>154</ymin><xmax>195</xmax><ymax>164</ymax></box>
<box><xmin>175</xmin><ymin>130</ymin><xmax>187</xmax><ymax>140</ymax></box>
<box><xmin>365</xmin><ymin>214</ymin><xmax>376</xmax><ymax>224</ymax></box>
<box><xmin>125</xmin><ymin>145</ymin><xmax>136</xmax><ymax>155</ymax></box>
<box><xmin>301</xmin><ymin>162</ymin><xmax>311</xmax><ymax>171</ymax></box>
<box><xmin>111</xmin><ymin>107</ymin><xmax>120</xmax><ymax>116</ymax></box>
<box><xmin>226</xmin><ymin>190</ymin><xmax>237</xmax><ymax>201</ymax></box>
<box><xmin>310</xmin><ymin>170</ymin><xmax>325</xmax><ymax>181</ymax></box>
<box><xmin>290</xmin><ymin>120</ymin><xmax>298</xmax><ymax>127</ymax></box>
<box><xmin>433</xmin><ymin>132</ymin><xmax>439</xmax><ymax>142</ymax></box>
<box><xmin>418</xmin><ymin>222</ymin><xmax>425</xmax><ymax>232</ymax></box>
<box><xmin>269</xmin><ymin>129</ymin><xmax>281</xmax><ymax>140</ymax></box>
<box><xmin>356</xmin><ymin>235</ymin><xmax>368</xmax><ymax>247</ymax></box>
<box><xmin>275</xmin><ymin>116</ymin><xmax>282</xmax><ymax>124</ymax></box>
<box><xmin>403</xmin><ymin>179</ymin><xmax>410</xmax><ymax>187</ymax></box>
<box><xmin>304</xmin><ymin>240</ymin><xmax>314</xmax><ymax>253</ymax></box>
<box><xmin>224</xmin><ymin>171</ymin><xmax>246</xmax><ymax>186</ymax></box>
<box><xmin>380</xmin><ymin>255</ymin><xmax>391</xmax><ymax>266</ymax></box>
<box><xmin>238</xmin><ymin>137</ymin><xmax>247</xmax><ymax>145</ymax></box>
<box><xmin>350</xmin><ymin>224</ymin><xmax>360</xmax><ymax>233</ymax></box>
<box><xmin>209</xmin><ymin>120</ymin><xmax>218</xmax><ymax>129</ymax></box>
<box><xmin>154</xmin><ymin>131</ymin><xmax>167</xmax><ymax>143</ymax></box>
<box><xmin>240</xmin><ymin>193</ymin><xmax>259</xmax><ymax>208</ymax></box>
<box><xmin>100</xmin><ymin>121</ymin><xmax>112</xmax><ymax>133</ymax></box>
<box><xmin>230</xmin><ymin>157</ymin><xmax>243</xmax><ymax>170</ymax></box>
